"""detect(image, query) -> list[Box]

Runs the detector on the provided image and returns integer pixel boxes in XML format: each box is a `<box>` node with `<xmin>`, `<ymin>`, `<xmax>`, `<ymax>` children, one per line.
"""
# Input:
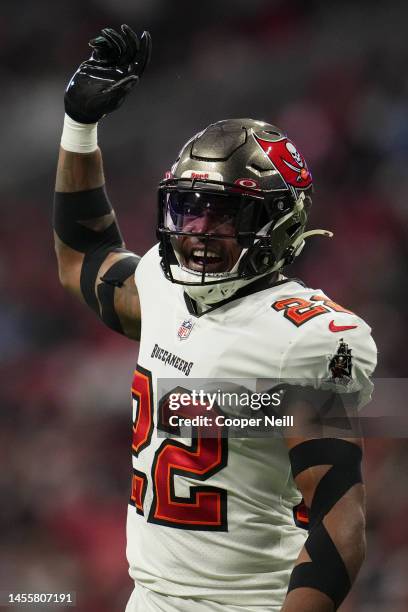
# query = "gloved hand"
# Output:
<box><xmin>64</xmin><ymin>25</ymin><xmax>152</xmax><ymax>124</ymax></box>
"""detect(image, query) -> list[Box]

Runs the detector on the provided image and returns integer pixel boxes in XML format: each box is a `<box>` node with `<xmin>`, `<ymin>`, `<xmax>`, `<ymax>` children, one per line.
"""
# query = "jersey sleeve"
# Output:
<box><xmin>280</xmin><ymin>313</ymin><xmax>377</xmax><ymax>411</ymax></box>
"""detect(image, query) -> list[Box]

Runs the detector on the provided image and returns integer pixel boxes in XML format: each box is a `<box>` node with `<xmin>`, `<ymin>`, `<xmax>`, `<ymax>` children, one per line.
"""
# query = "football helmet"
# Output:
<box><xmin>157</xmin><ymin>118</ymin><xmax>331</xmax><ymax>304</ymax></box>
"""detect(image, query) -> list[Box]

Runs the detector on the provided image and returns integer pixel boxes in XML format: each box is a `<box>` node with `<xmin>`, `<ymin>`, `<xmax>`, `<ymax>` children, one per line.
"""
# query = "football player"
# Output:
<box><xmin>54</xmin><ymin>26</ymin><xmax>377</xmax><ymax>612</ymax></box>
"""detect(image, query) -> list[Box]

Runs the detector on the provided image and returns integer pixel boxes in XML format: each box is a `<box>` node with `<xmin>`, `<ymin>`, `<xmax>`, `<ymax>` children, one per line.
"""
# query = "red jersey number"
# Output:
<box><xmin>130</xmin><ymin>367</ymin><xmax>228</xmax><ymax>531</ymax></box>
<box><xmin>272</xmin><ymin>295</ymin><xmax>354</xmax><ymax>327</ymax></box>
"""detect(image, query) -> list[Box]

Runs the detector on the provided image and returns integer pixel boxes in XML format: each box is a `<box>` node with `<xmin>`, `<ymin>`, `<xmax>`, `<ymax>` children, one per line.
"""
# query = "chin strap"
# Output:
<box><xmin>292</xmin><ymin>228</ymin><xmax>334</xmax><ymax>257</ymax></box>
<box><xmin>265</xmin><ymin>192</ymin><xmax>334</xmax><ymax>272</ymax></box>
<box><xmin>293</xmin><ymin>228</ymin><xmax>334</xmax><ymax>248</ymax></box>
<box><xmin>271</xmin><ymin>228</ymin><xmax>334</xmax><ymax>272</ymax></box>
<box><xmin>290</xmin><ymin>192</ymin><xmax>334</xmax><ymax>258</ymax></box>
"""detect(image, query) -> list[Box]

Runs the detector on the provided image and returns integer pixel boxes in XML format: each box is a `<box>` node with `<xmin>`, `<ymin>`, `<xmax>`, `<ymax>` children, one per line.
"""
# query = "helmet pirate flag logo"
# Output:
<box><xmin>254</xmin><ymin>136</ymin><xmax>312</xmax><ymax>188</ymax></box>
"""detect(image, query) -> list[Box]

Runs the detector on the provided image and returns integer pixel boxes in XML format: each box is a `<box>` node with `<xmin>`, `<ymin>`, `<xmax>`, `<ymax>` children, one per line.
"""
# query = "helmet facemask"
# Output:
<box><xmin>157</xmin><ymin>178</ymin><xmax>312</xmax><ymax>304</ymax></box>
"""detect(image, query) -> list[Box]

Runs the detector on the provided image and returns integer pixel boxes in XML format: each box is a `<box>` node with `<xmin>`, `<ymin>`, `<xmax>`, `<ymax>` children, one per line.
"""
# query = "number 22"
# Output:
<box><xmin>272</xmin><ymin>295</ymin><xmax>353</xmax><ymax>326</ymax></box>
<box><xmin>130</xmin><ymin>366</ymin><xmax>228</xmax><ymax>531</ymax></box>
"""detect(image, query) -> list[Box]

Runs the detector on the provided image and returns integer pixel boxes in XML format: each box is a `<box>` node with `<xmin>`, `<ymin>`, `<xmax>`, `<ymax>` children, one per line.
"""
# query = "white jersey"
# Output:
<box><xmin>126</xmin><ymin>244</ymin><xmax>377</xmax><ymax>609</ymax></box>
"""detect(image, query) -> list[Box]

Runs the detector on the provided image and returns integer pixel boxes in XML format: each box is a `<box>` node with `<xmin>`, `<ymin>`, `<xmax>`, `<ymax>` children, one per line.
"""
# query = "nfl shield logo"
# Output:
<box><xmin>177</xmin><ymin>318</ymin><xmax>194</xmax><ymax>340</ymax></box>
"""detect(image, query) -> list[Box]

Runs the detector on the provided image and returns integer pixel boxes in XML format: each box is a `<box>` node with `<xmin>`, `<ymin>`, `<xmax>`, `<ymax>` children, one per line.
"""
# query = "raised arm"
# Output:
<box><xmin>53</xmin><ymin>25</ymin><xmax>152</xmax><ymax>340</ymax></box>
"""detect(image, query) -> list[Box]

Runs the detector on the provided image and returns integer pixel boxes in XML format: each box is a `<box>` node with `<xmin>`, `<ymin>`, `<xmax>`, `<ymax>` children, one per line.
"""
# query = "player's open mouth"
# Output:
<box><xmin>185</xmin><ymin>247</ymin><xmax>226</xmax><ymax>272</ymax></box>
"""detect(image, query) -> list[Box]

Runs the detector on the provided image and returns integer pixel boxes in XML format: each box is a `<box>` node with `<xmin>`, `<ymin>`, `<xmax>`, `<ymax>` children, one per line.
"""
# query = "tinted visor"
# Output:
<box><xmin>163</xmin><ymin>190</ymin><xmax>260</xmax><ymax>237</ymax></box>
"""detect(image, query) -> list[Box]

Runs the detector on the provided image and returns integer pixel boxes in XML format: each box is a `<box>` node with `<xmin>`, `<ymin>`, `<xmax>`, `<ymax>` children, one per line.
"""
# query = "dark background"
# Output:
<box><xmin>1</xmin><ymin>1</ymin><xmax>407</xmax><ymax>610</ymax></box>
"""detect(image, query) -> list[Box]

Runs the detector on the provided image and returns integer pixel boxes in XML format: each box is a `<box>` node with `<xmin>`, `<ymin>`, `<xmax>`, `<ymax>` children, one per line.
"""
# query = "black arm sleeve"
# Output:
<box><xmin>97</xmin><ymin>255</ymin><xmax>140</xmax><ymax>333</ymax></box>
<box><xmin>53</xmin><ymin>186</ymin><xmax>139</xmax><ymax>332</ymax></box>
<box><xmin>287</xmin><ymin>438</ymin><xmax>363</xmax><ymax>609</ymax></box>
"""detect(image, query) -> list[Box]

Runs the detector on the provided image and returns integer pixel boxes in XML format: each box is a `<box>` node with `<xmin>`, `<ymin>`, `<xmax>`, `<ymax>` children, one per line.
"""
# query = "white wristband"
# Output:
<box><xmin>60</xmin><ymin>114</ymin><xmax>98</xmax><ymax>153</ymax></box>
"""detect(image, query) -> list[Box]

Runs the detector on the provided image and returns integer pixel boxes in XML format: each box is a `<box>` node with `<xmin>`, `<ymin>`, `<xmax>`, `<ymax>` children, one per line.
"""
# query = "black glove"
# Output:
<box><xmin>64</xmin><ymin>25</ymin><xmax>152</xmax><ymax>124</ymax></box>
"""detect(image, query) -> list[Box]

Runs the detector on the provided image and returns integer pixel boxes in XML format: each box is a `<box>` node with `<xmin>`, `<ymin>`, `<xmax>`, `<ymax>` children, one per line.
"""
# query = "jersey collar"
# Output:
<box><xmin>183</xmin><ymin>274</ymin><xmax>306</xmax><ymax>318</ymax></box>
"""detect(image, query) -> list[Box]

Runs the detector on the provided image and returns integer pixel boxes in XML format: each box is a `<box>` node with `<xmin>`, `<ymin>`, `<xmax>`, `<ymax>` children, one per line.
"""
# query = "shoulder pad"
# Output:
<box><xmin>276</xmin><ymin>290</ymin><xmax>377</xmax><ymax>408</ymax></box>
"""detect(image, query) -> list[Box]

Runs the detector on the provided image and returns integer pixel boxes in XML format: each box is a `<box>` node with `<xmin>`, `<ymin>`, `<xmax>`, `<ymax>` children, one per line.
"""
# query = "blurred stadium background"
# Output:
<box><xmin>1</xmin><ymin>0</ymin><xmax>408</xmax><ymax>610</ymax></box>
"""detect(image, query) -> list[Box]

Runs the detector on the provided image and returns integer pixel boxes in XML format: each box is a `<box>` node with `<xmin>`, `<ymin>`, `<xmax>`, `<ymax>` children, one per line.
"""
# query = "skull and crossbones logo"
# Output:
<box><xmin>282</xmin><ymin>141</ymin><xmax>310</xmax><ymax>182</ymax></box>
<box><xmin>286</xmin><ymin>142</ymin><xmax>304</xmax><ymax>167</ymax></box>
